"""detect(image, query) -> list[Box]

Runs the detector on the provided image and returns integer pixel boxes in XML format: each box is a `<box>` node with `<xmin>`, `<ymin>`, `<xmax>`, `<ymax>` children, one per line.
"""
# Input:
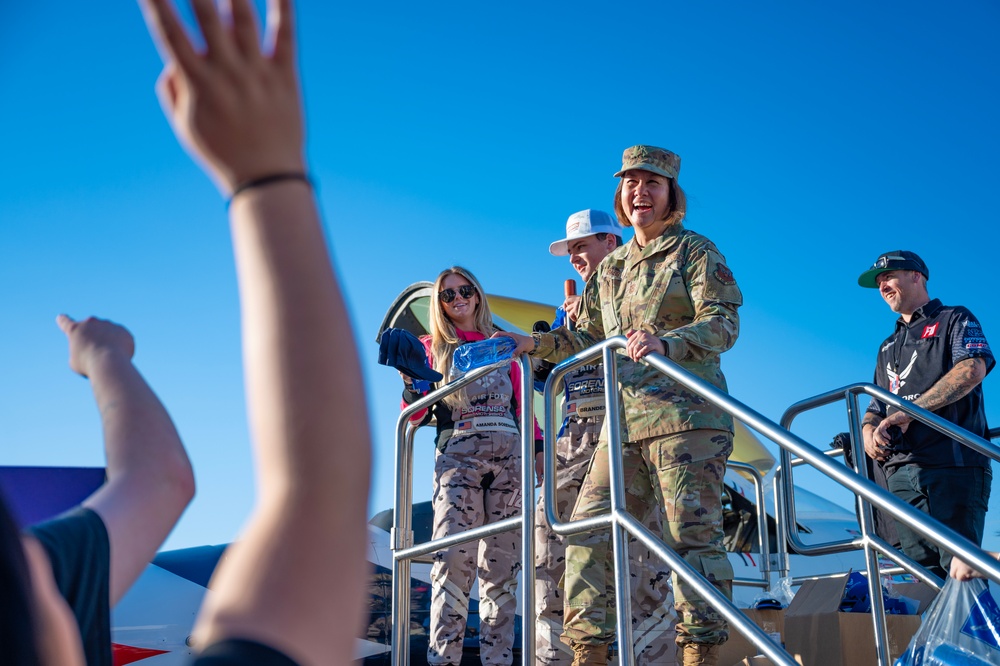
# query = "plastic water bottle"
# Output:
<box><xmin>451</xmin><ymin>337</ymin><xmax>518</xmax><ymax>377</ymax></box>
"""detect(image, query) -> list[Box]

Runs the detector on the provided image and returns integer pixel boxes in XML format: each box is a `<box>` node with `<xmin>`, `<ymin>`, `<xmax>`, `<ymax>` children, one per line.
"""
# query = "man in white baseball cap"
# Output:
<box><xmin>534</xmin><ymin>210</ymin><xmax>675</xmax><ymax>666</ymax></box>
<box><xmin>548</xmin><ymin>210</ymin><xmax>623</xmax><ymax>325</ymax></box>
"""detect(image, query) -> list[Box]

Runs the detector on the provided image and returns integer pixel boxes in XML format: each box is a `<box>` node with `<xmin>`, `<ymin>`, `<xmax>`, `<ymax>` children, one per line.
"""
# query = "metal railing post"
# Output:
<box><xmin>603</xmin><ymin>346</ymin><xmax>635</xmax><ymax>665</ymax></box>
<box><xmin>772</xmin><ymin>457</ymin><xmax>791</xmax><ymax>580</ymax></box>
<box><xmin>727</xmin><ymin>461</ymin><xmax>771</xmax><ymax>588</ymax></box>
<box><xmin>390</xmin><ymin>423</ymin><xmax>416</xmax><ymax>666</ymax></box>
<box><xmin>845</xmin><ymin>391</ymin><xmax>892</xmax><ymax>666</ymax></box>
<box><xmin>519</xmin><ymin>354</ymin><xmax>536</xmax><ymax>663</ymax></box>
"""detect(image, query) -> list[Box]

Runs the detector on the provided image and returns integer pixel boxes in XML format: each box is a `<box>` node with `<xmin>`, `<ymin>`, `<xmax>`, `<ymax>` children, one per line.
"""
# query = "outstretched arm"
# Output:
<box><xmin>494</xmin><ymin>274</ymin><xmax>604</xmax><ymax>361</ymax></box>
<box><xmin>57</xmin><ymin>315</ymin><xmax>194</xmax><ymax>605</ymax></box>
<box><xmin>138</xmin><ymin>0</ymin><xmax>372</xmax><ymax>664</ymax></box>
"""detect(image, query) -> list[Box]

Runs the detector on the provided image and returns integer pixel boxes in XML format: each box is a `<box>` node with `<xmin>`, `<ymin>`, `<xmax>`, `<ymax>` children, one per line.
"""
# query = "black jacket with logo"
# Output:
<box><xmin>866</xmin><ymin>298</ymin><xmax>994</xmax><ymax>473</ymax></box>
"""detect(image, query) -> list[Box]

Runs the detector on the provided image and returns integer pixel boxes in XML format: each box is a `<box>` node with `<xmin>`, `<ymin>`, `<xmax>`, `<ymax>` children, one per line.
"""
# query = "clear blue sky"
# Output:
<box><xmin>2</xmin><ymin>1</ymin><xmax>998</xmax><ymax>553</ymax></box>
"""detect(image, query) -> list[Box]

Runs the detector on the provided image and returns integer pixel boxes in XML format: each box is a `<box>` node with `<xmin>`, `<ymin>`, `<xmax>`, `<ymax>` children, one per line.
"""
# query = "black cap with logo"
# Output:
<box><xmin>858</xmin><ymin>250</ymin><xmax>929</xmax><ymax>289</ymax></box>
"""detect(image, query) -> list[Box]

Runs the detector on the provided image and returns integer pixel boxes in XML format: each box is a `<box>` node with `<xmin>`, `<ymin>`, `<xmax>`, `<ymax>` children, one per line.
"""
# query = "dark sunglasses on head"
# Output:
<box><xmin>874</xmin><ymin>255</ymin><xmax>906</xmax><ymax>269</ymax></box>
<box><xmin>439</xmin><ymin>285</ymin><xmax>477</xmax><ymax>303</ymax></box>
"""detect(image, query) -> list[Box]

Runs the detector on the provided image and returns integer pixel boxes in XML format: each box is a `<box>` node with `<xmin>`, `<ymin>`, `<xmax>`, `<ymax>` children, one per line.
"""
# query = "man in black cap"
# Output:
<box><xmin>859</xmin><ymin>251</ymin><xmax>994</xmax><ymax>579</ymax></box>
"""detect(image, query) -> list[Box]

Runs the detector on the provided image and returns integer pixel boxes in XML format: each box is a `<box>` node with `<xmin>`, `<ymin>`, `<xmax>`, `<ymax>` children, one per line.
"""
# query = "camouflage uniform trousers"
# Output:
<box><xmin>535</xmin><ymin>417</ymin><xmax>676</xmax><ymax>665</ymax></box>
<box><xmin>563</xmin><ymin>429</ymin><xmax>734</xmax><ymax>649</ymax></box>
<box><xmin>429</xmin><ymin>430</ymin><xmax>523</xmax><ymax>666</ymax></box>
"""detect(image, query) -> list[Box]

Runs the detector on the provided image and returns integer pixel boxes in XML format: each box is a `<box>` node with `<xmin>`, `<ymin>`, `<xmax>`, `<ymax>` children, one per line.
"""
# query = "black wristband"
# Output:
<box><xmin>227</xmin><ymin>172</ymin><xmax>311</xmax><ymax>206</ymax></box>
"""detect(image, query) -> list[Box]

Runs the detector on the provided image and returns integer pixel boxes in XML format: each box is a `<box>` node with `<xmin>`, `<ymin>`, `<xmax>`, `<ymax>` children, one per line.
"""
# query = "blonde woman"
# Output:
<box><xmin>401</xmin><ymin>266</ymin><xmax>541</xmax><ymax>666</ymax></box>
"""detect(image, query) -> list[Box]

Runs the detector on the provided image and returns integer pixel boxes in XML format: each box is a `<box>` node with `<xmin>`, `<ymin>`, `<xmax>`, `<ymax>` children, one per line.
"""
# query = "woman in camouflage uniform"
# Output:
<box><xmin>499</xmin><ymin>146</ymin><xmax>742</xmax><ymax>666</ymax></box>
<box><xmin>401</xmin><ymin>266</ymin><xmax>540</xmax><ymax>666</ymax></box>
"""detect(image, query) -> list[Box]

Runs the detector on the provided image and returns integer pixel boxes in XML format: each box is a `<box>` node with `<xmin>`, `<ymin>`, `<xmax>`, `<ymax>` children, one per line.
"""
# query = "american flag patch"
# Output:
<box><xmin>568</xmin><ymin>404</ymin><xmax>577</xmax><ymax>413</ymax></box>
<box><xmin>456</xmin><ymin>421</ymin><xmax>472</xmax><ymax>431</ymax></box>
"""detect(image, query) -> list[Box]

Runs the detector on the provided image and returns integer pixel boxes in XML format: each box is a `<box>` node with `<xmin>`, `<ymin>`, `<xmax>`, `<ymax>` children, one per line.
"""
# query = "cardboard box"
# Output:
<box><xmin>784</xmin><ymin>574</ymin><xmax>938</xmax><ymax>666</ymax></box>
<box><xmin>719</xmin><ymin>608</ymin><xmax>789</xmax><ymax>666</ymax></box>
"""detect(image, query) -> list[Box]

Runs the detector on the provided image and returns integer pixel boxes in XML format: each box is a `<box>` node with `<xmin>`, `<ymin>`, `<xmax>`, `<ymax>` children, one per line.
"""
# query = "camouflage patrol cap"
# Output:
<box><xmin>613</xmin><ymin>145</ymin><xmax>681</xmax><ymax>180</ymax></box>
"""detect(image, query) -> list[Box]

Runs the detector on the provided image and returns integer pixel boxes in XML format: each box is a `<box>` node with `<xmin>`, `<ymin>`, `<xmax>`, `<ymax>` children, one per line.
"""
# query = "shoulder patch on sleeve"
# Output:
<box><xmin>713</xmin><ymin>262</ymin><xmax>736</xmax><ymax>286</ymax></box>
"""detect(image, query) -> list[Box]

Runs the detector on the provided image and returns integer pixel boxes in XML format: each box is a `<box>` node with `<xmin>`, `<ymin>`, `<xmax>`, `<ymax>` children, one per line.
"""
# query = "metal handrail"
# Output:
<box><xmin>541</xmin><ymin>338</ymin><xmax>796</xmax><ymax>666</ymax></box>
<box><xmin>778</xmin><ymin>383</ymin><xmax>1000</xmax><ymax>569</ymax></box>
<box><xmin>390</xmin><ymin>355</ymin><xmax>536</xmax><ymax>666</ymax></box>
<box><xmin>390</xmin><ymin>343</ymin><xmax>1000</xmax><ymax>666</ymax></box>
<box><xmin>768</xmin><ymin>444</ymin><xmax>936</xmax><ymax>588</ymax></box>
<box><xmin>542</xmin><ymin>337</ymin><xmax>1000</xmax><ymax>666</ymax></box>
<box><xmin>777</xmin><ymin>383</ymin><xmax>1000</xmax><ymax>665</ymax></box>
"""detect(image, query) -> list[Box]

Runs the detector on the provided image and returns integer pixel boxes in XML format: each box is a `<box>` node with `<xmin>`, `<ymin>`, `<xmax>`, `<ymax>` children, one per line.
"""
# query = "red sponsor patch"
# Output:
<box><xmin>921</xmin><ymin>323</ymin><xmax>940</xmax><ymax>339</ymax></box>
<box><xmin>713</xmin><ymin>263</ymin><xmax>736</xmax><ymax>286</ymax></box>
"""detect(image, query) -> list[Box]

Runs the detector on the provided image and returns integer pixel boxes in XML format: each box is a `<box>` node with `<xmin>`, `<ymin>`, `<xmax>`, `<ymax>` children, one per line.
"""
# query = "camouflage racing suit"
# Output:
<box><xmin>403</xmin><ymin>329</ymin><xmax>537</xmax><ymax>665</ymax></box>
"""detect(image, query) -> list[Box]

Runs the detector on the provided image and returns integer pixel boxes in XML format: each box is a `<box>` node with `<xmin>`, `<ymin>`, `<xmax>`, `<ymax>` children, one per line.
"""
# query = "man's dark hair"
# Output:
<box><xmin>0</xmin><ymin>494</ymin><xmax>41</xmax><ymax>665</ymax></box>
<box><xmin>595</xmin><ymin>232</ymin><xmax>623</xmax><ymax>248</ymax></box>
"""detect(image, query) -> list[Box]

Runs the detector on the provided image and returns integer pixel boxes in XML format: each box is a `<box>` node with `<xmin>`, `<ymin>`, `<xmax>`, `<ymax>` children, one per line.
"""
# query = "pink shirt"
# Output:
<box><xmin>401</xmin><ymin>327</ymin><xmax>542</xmax><ymax>442</ymax></box>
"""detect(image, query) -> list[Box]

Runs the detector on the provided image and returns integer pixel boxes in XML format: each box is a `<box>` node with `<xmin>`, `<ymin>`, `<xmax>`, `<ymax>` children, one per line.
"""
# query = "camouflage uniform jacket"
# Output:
<box><xmin>532</xmin><ymin>224</ymin><xmax>742</xmax><ymax>441</ymax></box>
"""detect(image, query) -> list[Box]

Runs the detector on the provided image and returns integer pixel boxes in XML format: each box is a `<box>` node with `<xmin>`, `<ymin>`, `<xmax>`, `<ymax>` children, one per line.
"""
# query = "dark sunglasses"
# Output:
<box><xmin>874</xmin><ymin>255</ymin><xmax>906</xmax><ymax>269</ymax></box>
<box><xmin>439</xmin><ymin>284</ymin><xmax>477</xmax><ymax>303</ymax></box>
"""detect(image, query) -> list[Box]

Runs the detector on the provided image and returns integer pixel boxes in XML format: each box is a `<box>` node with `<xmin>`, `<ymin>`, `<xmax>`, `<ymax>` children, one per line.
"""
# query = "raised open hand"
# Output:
<box><xmin>138</xmin><ymin>0</ymin><xmax>306</xmax><ymax>194</ymax></box>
